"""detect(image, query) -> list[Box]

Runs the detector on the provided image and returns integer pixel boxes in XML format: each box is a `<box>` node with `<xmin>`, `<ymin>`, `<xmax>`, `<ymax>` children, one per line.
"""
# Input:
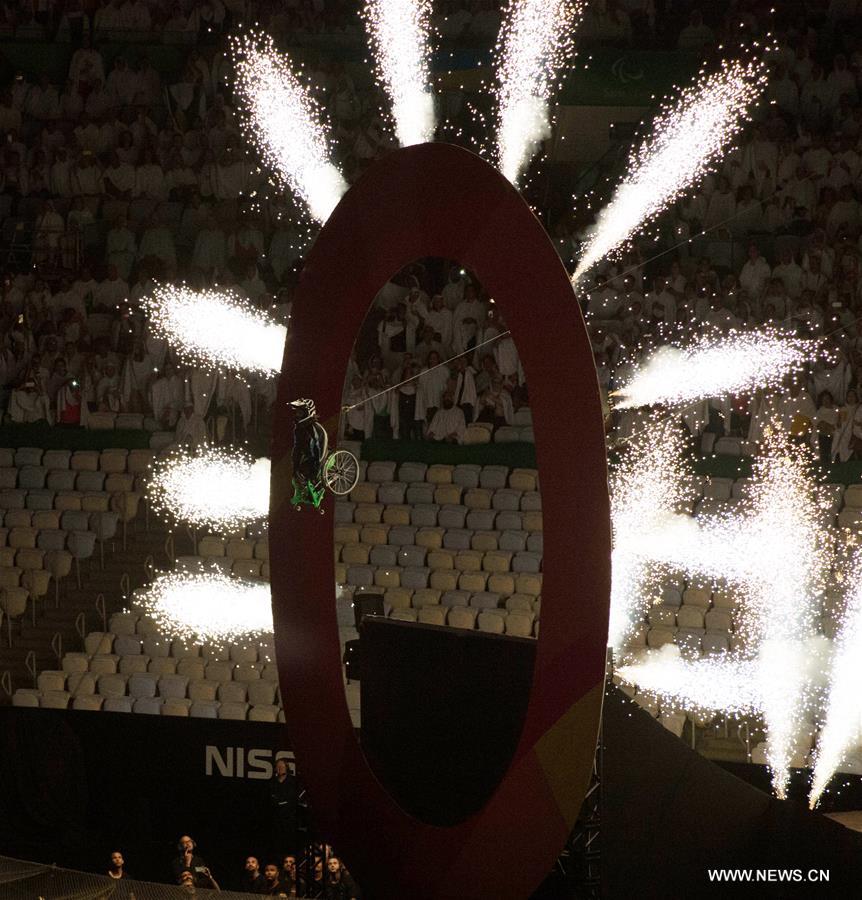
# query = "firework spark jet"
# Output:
<box><xmin>809</xmin><ymin>552</ymin><xmax>862</xmax><ymax>808</ymax></box>
<box><xmin>364</xmin><ymin>0</ymin><xmax>435</xmax><ymax>146</ymax></box>
<box><xmin>495</xmin><ymin>0</ymin><xmax>581</xmax><ymax>185</ymax></box>
<box><xmin>613</xmin><ymin>330</ymin><xmax>816</xmax><ymax>409</ymax></box>
<box><xmin>144</xmin><ymin>285</ymin><xmax>286</xmax><ymax>376</ymax></box>
<box><xmin>135</xmin><ymin>570</ymin><xmax>273</xmax><ymax>647</ymax></box>
<box><xmin>233</xmin><ymin>34</ymin><xmax>348</xmax><ymax>222</ymax></box>
<box><xmin>574</xmin><ymin>56</ymin><xmax>767</xmax><ymax>281</ymax></box>
<box><xmin>148</xmin><ymin>449</ymin><xmax>270</xmax><ymax>532</ymax></box>
<box><xmin>613</xmin><ymin>431</ymin><xmax>831</xmax><ymax>798</ymax></box>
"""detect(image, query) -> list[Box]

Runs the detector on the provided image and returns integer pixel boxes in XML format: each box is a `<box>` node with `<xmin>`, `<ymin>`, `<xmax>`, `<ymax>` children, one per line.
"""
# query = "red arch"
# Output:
<box><xmin>270</xmin><ymin>143</ymin><xmax>610</xmax><ymax>900</ymax></box>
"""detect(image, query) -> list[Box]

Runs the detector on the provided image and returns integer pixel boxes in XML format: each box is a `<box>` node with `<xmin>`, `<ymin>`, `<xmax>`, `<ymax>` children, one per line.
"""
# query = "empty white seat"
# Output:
<box><xmin>418</xmin><ymin>606</ymin><xmax>446</xmax><ymax>626</ymax></box>
<box><xmin>148</xmin><ymin>657</ymin><xmax>177</xmax><ymax>677</ymax></box>
<box><xmin>206</xmin><ymin>660</ymin><xmax>234</xmax><ymax>682</ymax></box>
<box><xmin>218</xmin><ymin>681</ymin><xmax>247</xmax><ymax>703</ymax></box>
<box><xmin>37</xmin><ymin>670</ymin><xmax>66</xmax><ymax>693</ymax></box>
<box><xmin>442</xmin><ymin>529</ymin><xmax>472</xmax><ymax>550</ymax></box>
<box><xmin>378</xmin><ymin>482</ymin><xmax>407</xmax><ymax>505</ymax></box>
<box><xmin>218</xmin><ymin>701</ymin><xmax>249</xmax><ymax>720</ymax></box>
<box><xmin>479</xmin><ymin>466</ymin><xmax>509</xmax><ymax>490</ymax></box>
<box><xmin>62</xmin><ymin>653</ymin><xmax>89</xmax><ymax>674</ymax></box>
<box><xmin>19</xmin><ymin>466</ymin><xmax>47</xmax><ymax>490</ymax></box>
<box><xmin>512</xmin><ymin>552</ymin><xmax>541</xmax><ymax>574</ymax></box>
<box><xmin>119</xmin><ymin>655</ymin><xmax>150</xmax><ymax>675</ymax></box>
<box><xmin>47</xmin><ymin>469</ymin><xmax>76</xmax><ymax>491</ymax></box>
<box><xmin>406</xmin><ymin>483</ymin><xmax>435</xmax><ymax>505</ymax></box>
<box><xmin>369</xmin><ymin>544</ymin><xmax>398</xmax><ymax>567</ymax></box>
<box><xmin>41</xmin><ymin>690</ymin><xmax>71</xmax><ymax>709</ymax></box>
<box><xmin>249</xmin><ymin>704</ymin><xmax>280</xmax><ymax>722</ymax></box>
<box><xmin>12</xmin><ymin>689</ymin><xmax>40</xmax><ymax>707</ymax></box>
<box><xmin>466</xmin><ymin>509</ymin><xmax>496</xmax><ymax>530</ymax></box>
<box><xmin>492</xmin><ymin>489</ymin><xmax>521</xmax><ymax>511</ymax></box>
<box><xmin>401</xmin><ymin>567</ymin><xmax>430</xmax><ymax>589</ymax></box>
<box><xmin>98</xmin><ymin>673</ymin><xmax>127</xmax><ymax>697</ymax></box>
<box><xmin>477</xmin><ymin>611</ymin><xmax>506</xmax><ymax>634</ymax></box>
<box><xmin>390</xmin><ymin>608</ymin><xmax>418</xmax><ymax>622</ymax></box>
<box><xmin>388</xmin><ymin>526</ymin><xmax>417</xmax><ymax>546</ymax></box>
<box><xmin>398</xmin><ymin>546</ymin><xmax>427</xmax><ymax>568</ymax></box>
<box><xmin>247</xmin><ymin>681</ymin><xmax>277</xmax><ymax>706</ymax></box>
<box><xmin>133</xmin><ymin>697</ymin><xmax>163</xmax><ymax>715</ymax></box>
<box><xmin>499</xmin><ymin>530</ymin><xmax>528</xmax><ymax>552</ymax></box>
<box><xmin>702</xmin><ymin>633</ymin><xmax>730</xmax><ymax>654</ymax></box>
<box><xmin>705</xmin><ymin>609</ymin><xmax>733</xmax><ymax>632</ymax></box>
<box><xmin>347</xmin><ymin>565</ymin><xmax>374</xmax><ymax>587</ymax></box>
<box><xmin>102</xmin><ymin>696</ymin><xmax>133</xmax><ymax>713</ymax></box>
<box><xmin>89</xmin><ymin>653</ymin><xmax>118</xmax><ymax>675</ymax></box>
<box><xmin>72</xmin><ymin>694</ymin><xmax>104</xmax><ymax>711</ymax></box>
<box><xmin>441</xmin><ymin>590</ymin><xmax>470</xmax><ymax>608</ymax></box>
<box><xmin>452</xmin><ymin>465</ymin><xmax>481</xmax><ymax>488</ymax></box>
<box><xmin>190</xmin><ymin>700</ymin><xmax>220</xmax><ymax>718</ymax></box>
<box><xmin>410</xmin><ymin>504</ymin><xmax>439</xmax><ymax>527</ymax></box>
<box><xmin>43</xmin><ymin>450</ymin><xmax>71</xmax><ymax>470</ymax></box>
<box><xmin>647</xmin><ymin>627</ymin><xmax>677</xmax><ymax>648</ymax></box>
<box><xmin>494</xmin><ymin>426</ymin><xmax>520</xmax><ymax>443</ymax></box>
<box><xmin>702</xmin><ymin>477</ymin><xmax>733</xmax><ymax>500</ymax></box>
<box><xmin>67</xmin><ymin>672</ymin><xmax>96</xmax><ymax>696</ymax></box>
<box><xmin>188</xmin><ymin>680</ymin><xmax>218</xmax><ymax>701</ymax></box>
<box><xmin>235</xmin><ymin>663</ymin><xmax>260</xmax><ymax>682</ymax></box>
<box><xmin>229</xmin><ymin>645</ymin><xmax>258</xmax><ymax>665</ymax></box>
<box><xmin>109</xmin><ymin>612</ymin><xmax>138</xmax><ymax>635</ymax></box>
<box><xmin>15</xmin><ymin>447</ymin><xmax>43</xmax><ymax>467</ymax></box>
<box><xmin>367</xmin><ymin>461</ymin><xmax>397</xmax><ymax>483</ymax></box>
<box><xmin>158</xmin><ymin>674</ymin><xmax>189</xmax><ymax>699</ymax></box>
<box><xmin>843</xmin><ymin>484</ymin><xmax>862</xmax><ymax>508</ymax></box>
<box><xmin>506</xmin><ymin>611</ymin><xmax>535</xmax><ymax>637</ymax></box>
<box><xmin>648</xmin><ymin>606</ymin><xmax>677</xmax><ymax>628</ymax></box>
<box><xmin>129</xmin><ymin>673</ymin><xmax>159</xmax><ymax>698</ymax></box>
<box><xmin>114</xmin><ymin>635</ymin><xmax>142</xmax><ymax>656</ymax></box>
<box><xmin>161</xmin><ymin>698</ymin><xmax>192</xmax><ymax>716</ymax></box>
<box><xmin>448</xmin><ymin>607</ymin><xmax>478</xmax><ymax>629</ymax></box>
<box><xmin>398</xmin><ymin>462</ymin><xmax>428</xmax><ymax>483</ymax></box>
<box><xmin>470</xmin><ymin>592</ymin><xmax>501</xmax><ymax>610</ymax></box>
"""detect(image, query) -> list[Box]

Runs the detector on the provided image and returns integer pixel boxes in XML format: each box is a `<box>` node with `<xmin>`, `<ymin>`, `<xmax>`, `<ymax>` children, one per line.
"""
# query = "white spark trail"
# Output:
<box><xmin>810</xmin><ymin>552</ymin><xmax>862</xmax><ymax>808</ymax></box>
<box><xmin>364</xmin><ymin>0</ymin><xmax>435</xmax><ymax>146</ymax></box>
<box><xmin>618</xmin><ymin>646</ymin><xmax>762</xmax><ymax>715</ymax></box>
<box><xmin>149</xmin><ymin>449</ymin><xmax>270</xmax><ymax>532</ymax></box>
<box><xmin>612</xmin><ymin>428</ymin><xmax>832</xmax><ymax>799</ymax></box>
<box><xmin>134</xmin><ymin>570</ymin><xmax>273</xmax><ymax>647</ymax></box>
<box><xmin>574</xmin><ymin>56</ymin><xmax>767</xmax><ymax>282</ymax></box>
<box><xmin>495</xmin><ymin>0</ymin><xmax>581</xmax><ymax>185</ymax></box>
<box><xmin>144</xmin><ymin>285</ymin><xmax>286</xmax><ymax>376</ymax></box>
<box><xmin>233</xmin><ymin>34</ymin><xmax>348</xmax><ymax>222</ymax></box>
<box><xmin>613</xmin><ymin>330</ymin><xmax>816</xmax><ymax>409</ymax></box>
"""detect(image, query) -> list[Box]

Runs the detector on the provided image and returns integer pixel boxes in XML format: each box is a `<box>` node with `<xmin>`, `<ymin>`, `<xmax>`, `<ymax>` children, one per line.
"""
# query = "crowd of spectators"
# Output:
<box><xmin>0</xmin><ymin>0</ymin><xmax>860</xmax><ymax>456</ymax></box>
<box><xmin>573</xmin><ymin>6</ymin><xmax>862</xmax><ymax>464</ymax></box>
<box><xmin>341</xmin><ymin>261</ymin><xmax>525</xmax><ymax>445</ymax></box>
<box><xmin>105</xmin><ymin>841</ymin><xmax>360</xmax><ymax>897</ymax></box>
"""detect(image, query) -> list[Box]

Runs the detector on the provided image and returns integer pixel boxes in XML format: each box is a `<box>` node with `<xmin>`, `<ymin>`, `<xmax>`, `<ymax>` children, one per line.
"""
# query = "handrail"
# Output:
<box><xmin>74</xmin><ymin>613</ymin><xmax>86</xmax><ymax>642</ymax></box>
<box><xmin>143</xmin><ymin>555</ymin><xmax>155</xmax><ymax>584</ymax></box>
<box><xmin>0</xmin><ymin>669</ymin><xmax>11</xmax><ymax>697</ymax></box>
<box><xmin>95</xmin><ymin>593</ymin><xmax>106</xmax><ymax>631</ymax></box>
<box><xmin>120</xmin><ymin>572</ymin><xmax>130</xmax><ymax>599</ymax></box>
<box><xmin>24</xmin><ymin>651</ymin><xmax>36</xmax><ymax>687</ymax></box>
<box><xmin>164</xmin><ymin>534</ymin><xmax>175</xmax><ymax>564</ymax></box>
<box><xmin>50</xmin><ymin>631</ymin><xmax>63</xmax><ymax>663</ymax></box>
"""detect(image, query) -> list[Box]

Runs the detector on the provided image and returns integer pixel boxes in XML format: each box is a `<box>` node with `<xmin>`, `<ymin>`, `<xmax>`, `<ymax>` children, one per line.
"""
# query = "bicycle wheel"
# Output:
<box><xmin>323</xmin><ymin>449</ymin><xmax>359</xmax><ymax>496</ymax></box>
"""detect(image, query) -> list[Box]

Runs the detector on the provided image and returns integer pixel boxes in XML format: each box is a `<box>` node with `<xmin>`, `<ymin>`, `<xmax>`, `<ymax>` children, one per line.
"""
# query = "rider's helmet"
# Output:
<box><xmin>289</xmin><ymin>398</ymin><xmax>317</xmax><ymax>424</ymax></box>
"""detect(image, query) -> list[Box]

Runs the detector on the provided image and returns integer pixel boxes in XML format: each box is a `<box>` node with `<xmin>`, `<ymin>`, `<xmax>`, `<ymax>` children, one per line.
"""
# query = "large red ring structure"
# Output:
<box><xmin>270</xmin><ymin>143</ymin><xmax>611</xmax><ymax>900</ymax></box>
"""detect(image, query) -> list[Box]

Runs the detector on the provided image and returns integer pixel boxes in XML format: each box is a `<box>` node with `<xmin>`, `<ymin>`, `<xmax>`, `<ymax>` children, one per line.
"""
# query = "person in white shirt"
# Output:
<box><xmin>175</xmin><ymin>402</ymin><xmax>208</xmax><ymax>447</ymax></box>
<box><xmin>738</xmin><ymin>243</ymin><xmax>772</xmax><ymax>300</ymax></box>
<box><xmin>427</xmin><ymin>392</ymin><xmax>467</xmax><ymax>444</ymax></box>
